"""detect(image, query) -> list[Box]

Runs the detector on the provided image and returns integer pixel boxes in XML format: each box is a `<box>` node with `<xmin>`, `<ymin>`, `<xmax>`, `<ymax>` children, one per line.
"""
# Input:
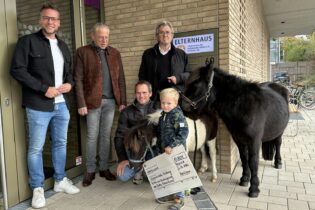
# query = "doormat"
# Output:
<box><xmin>191</xmin><ymin>187</ymin><xmax>218</xmax><ymax>210</ymax></box>
<box><xmin>289</xmin><ymin>112</ymin><xmax>304</xmax><ymax>120</ymax></box>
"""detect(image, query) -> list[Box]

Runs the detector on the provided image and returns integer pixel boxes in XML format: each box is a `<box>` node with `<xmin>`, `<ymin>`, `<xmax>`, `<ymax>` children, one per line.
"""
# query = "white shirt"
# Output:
<box><xmin>159</xmin><ymin>45</ymin><xmax>171</xmax><ymax>55</ymax></box>
<box><xmin>49</xmin><ymin>39</ymin><xmax>65</xmax><ymax>103</ymax></box>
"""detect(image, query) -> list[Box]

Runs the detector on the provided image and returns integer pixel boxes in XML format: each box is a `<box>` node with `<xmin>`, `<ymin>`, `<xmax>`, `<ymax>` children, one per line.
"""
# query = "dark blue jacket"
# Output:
<box><xmin>157</xmin><ymin>106</ymin><xmax>188</xmax><ymax>152</ymax></box>
<box><xmin>10</xmin><ymin>30</ymin><xmax>74</xmax><ymax>111</ymax></box>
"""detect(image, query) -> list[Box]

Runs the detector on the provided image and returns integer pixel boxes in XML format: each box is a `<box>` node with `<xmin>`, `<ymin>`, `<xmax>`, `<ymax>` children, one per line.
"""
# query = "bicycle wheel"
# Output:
<box><xmin>300</xmin><ymin>91</ymin><xmax>315</xmax><ymax>110</ymax></box>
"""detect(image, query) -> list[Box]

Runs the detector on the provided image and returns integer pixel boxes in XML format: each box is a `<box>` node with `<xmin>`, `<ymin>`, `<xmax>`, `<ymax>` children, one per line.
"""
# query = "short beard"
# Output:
<box><xmin>42</xmin><ymin>28</ymin><xmax>58</xmax><ymax>36</ymax></box>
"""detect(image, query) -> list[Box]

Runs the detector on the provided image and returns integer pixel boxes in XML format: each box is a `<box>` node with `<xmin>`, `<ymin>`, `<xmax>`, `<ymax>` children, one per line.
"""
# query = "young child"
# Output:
<box><xmin>156</xmin><ymin>88</ymin><xmax>188</xmax><ymax>210</ymax></box>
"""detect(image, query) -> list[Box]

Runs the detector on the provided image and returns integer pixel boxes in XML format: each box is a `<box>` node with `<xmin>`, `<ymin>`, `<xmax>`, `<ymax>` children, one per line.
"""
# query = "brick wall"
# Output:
<box><xmin>104</xmin><ymin>0</ymin><xmax>227</xmax><ymax>101</ymax></box>
<box><xmin>228</xmin><ymin>0</ymin><xmax>269</xmax><ymax>81</ymax></box>
<box><xmin>104</xmin><ymin>0</ymin><xmax>269</xmax><ymax>173</ymax></box>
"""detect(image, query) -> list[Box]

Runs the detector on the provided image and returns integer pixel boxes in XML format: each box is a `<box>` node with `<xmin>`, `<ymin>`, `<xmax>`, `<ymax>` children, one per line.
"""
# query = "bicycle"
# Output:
<box><xmin>287</xmin><ymin>84</ymin><xmax>315</xmax><ymax>110</ymax></box>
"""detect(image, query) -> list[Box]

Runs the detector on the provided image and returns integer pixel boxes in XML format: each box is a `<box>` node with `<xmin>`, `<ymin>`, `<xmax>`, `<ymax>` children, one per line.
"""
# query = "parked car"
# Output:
<box><xmin>273</xmin><ymin>71</ymin><xmax>290</xmax><ymax>84</ymax></box>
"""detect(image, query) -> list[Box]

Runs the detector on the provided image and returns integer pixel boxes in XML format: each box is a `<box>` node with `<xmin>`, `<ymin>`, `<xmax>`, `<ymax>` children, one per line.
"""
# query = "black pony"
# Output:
<box><xmin>181</xmin><ymin>60</ymin><xmax>289</xmax><ymax>198</ymax></box>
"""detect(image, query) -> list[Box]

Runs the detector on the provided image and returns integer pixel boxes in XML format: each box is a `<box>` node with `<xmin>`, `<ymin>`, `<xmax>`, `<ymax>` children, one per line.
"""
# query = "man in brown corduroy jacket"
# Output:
<box><xmin>74</xmin><ymin>23</ymin><xmax>126</xmax><ymax>187</ymax></box>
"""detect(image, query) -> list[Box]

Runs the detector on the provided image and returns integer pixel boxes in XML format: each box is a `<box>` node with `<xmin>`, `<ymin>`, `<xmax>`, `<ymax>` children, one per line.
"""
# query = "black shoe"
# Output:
<box><xmin>82</xmin><ymin>172</ymin><xmax>95</xmax><ymax>187</ymax></box>
<box><xmin>99</xmin><ymin>169</ymin><xmax>116</xmax><ymax>181</ymax></box>
<box><xmin>156</xmin><ymin>195</ymin><xmax>175</xmax><ymax>204</ymax></box>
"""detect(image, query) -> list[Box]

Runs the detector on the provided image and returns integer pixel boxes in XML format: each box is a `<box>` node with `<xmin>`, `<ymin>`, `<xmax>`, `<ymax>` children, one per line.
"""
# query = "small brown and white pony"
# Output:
<box><xmin>124</xmin><ymin>110</ymin><xmax>218</xmax><ymax>182</ymax></box>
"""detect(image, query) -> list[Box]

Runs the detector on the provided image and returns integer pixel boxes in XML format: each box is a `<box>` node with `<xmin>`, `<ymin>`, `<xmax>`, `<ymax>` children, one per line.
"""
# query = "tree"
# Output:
<box><xmin>282</xmin><ymin>35</ymin><xmax>315</xmax><ymax>62</ymax></box>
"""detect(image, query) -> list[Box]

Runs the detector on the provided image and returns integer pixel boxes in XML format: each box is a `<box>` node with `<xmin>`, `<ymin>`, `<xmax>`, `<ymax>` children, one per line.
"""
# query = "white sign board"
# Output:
<box><xmin>173</xmin><ymin>33</ymin><xmax>214</xmax><ymax>54</ymax></box>
<box><xmin>143</xmin><ymin>145</ymin><xmax>202</xmax><ymax>198</ymax></box>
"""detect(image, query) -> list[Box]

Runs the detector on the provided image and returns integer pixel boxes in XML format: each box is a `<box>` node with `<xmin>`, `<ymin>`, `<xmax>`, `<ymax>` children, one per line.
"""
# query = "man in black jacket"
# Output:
<box><xmin>138</xmin><ymin>20</ymin><xmax>191</xmax><ymax>108</ymax></box>
<box><xmin>10</xmin><ymin>3</ymin><xmax>79</xmax><ymax>209</ymax></box>
<box><xmin>114</xmin><ymin>81</ymin><xmax>156</xmax><ymax>184</ymax></box>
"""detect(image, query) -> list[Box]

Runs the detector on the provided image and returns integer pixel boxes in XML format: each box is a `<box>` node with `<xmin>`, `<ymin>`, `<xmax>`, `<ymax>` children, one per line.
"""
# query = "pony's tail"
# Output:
<box><xmin>261</xmin><ymin>140</ymin><xmax>276</xmax><ymax>161</ymax></box>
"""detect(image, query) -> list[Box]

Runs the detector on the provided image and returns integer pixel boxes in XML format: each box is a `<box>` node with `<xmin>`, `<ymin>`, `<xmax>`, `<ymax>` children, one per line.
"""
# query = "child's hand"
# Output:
<box><xmin>164</xmin><ymin>146</ymin><xmax>172</xmax><ymax>155</ymax></box>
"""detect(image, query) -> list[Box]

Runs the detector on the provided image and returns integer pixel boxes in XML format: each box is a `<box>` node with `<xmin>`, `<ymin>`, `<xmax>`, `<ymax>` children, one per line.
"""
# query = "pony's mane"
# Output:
<box><xmin>187</xmin><ymin>65</ymin><xmax>262</xmax><ymax>109</ymax></box>
<box><xmin>189</xmin><ymin>65</ymin><xmax>260</xmax><ymax>89</ymax></box>
<box><xmin>186</xmin><ymin>66</ymin><xmax>204</xmax><ymax>85</ymax></box>
<box><xmin>146</xmin><ymin>109</ymin><xmax>162</xmax><ymax>125</ymax></box>
<box><xmin>214</xmin><ymin>68</ymin><xmax>255</xmax><ymax>85</ymax></box>
<box><xmin>124</xmin><ymin>117</ymin><xmax>157</xmax><ymax>154</ymax></box>
<box><xmin>124</xmin><ymin>119</ymin><xmax>148</xmax><ymax>153</ymax></box>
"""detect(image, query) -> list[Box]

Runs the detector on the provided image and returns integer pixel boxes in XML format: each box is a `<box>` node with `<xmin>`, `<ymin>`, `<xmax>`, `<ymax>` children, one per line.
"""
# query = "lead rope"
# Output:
<box><xmin>193</xmin><ymin>120</ymin><xmax>198</xmax><ymax>167</ymax></box>
<box><xmin>191</xmin><ymin>120</ymin><xmax>201</xmax><ymax>195</ymax></box>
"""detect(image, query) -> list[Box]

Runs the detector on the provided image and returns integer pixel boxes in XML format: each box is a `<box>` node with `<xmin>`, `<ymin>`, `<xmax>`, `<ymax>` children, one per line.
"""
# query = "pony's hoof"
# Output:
<box><xmin>248</xmin><ymin>191</ymin><xmax>259</xmax><ymax>198</ymax></box>
<box><xmin>239</xmin><ymin>181</ymin><xmax>249</xmax><ymax>187</ymax></box>
<box><xmin>211</xmin><ymin>177</ymin><xmax>217</xmax><ymax>183</ymax></box>
<box><xmin>274</xmin><ymin>163</ymin><xmax>282</xmax><ymax>169</ymax></box>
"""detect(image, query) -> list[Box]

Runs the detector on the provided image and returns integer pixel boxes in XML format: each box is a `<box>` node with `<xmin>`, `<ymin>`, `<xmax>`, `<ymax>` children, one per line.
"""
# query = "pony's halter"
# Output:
<box><xmin>127</xmin><ymin>135</ymin><xmax>155</xmax><ymax>165</ymax></box>
<box><xmin>180</xmin><ymin>70</ymin><xmax>214</xmax><ymax>110</ymax></box>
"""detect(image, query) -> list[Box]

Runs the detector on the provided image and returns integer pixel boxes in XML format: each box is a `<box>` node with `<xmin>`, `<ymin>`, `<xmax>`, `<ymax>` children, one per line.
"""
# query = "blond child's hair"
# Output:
<box><xmin>159</xmin><ymin>88</ymin><xmax>180</xmax><ymax>103</ymax></box>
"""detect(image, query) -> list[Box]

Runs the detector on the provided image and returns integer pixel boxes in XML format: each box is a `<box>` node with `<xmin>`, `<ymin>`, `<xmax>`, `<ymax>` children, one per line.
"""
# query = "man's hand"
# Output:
<box><xmin>116</xmin><ymin>160</ymin><xmax>129</xmax><ymax>176</ymax></box>
<box><xmin>78</xmin><ymin>107</ymin><xmax>88</xmax><ymax>116</ymax></box>
<box><xmin>57</xmin><ymin>83</ymin><xmax>72</xmax><ymax>93</ymax></box>
<box><xmin>45</xmin><ymin>87</ymin><xmax>60</xmax><ymax>98</ymax></box>
<box><xmin>164</xmin><ymin>146</ymin><xmax>173</xmax><ymax>155</ymax></box>
<box><xmin>119</xmin><ymin>105</ymin><xmax>126</xmax><ymax>112</ymax></box>
<box><xmin>167</xmin><ymin>76</ymin><xmax>177</xmax><ymax>84</ymax></box>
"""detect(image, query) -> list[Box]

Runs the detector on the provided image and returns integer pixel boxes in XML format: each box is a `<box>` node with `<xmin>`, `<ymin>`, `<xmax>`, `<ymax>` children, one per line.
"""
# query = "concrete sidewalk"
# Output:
<box><xmin>11</xmin><ymin>109</ymin><xmax>315</xmax><ymax>210</ymax></box>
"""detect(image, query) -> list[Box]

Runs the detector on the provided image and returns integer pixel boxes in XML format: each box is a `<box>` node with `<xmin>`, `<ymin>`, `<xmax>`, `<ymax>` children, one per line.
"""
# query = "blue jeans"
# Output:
<box><xmin>86</xmin><ymin>99</ymin><xmax>115</xmax><ymax>172</ymax></box>
<box><xmin>117</xmin><ymin>166</ymin><xmax>143</xmax><ymax>182</ymax></box>
<box><xmin>117</xmin><ymin>165</ymin><xmax>136</xmax><ymax>182</ymax></box>
<box><xmin>26</xmin><ymin>102</ymin><xmax>69</xmax><ymax>189</ymax></box>
<box><xmin>175</xmin><ymin>191</ymin><xmax>185</xmax><ymax>198</ymax></box>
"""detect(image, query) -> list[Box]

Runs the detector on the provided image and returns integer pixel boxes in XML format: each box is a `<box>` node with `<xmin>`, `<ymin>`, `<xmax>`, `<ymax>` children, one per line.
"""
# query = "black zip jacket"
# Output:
<box><xmin>138</xmin><ymin>43</ymin><xmax>191</xmax><ymax>102</ymax></box>
<box><xmin>10</xmin><ymin>30</ymin><xmax>74</xmax><ymax>111</ymax></box>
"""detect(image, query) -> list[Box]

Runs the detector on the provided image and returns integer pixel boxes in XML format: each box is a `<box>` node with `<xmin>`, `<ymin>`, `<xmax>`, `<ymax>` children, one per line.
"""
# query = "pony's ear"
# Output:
<box><xmin>206</xmin><ymin>57</ymin><xmax>215</xmax><ymax>80</ymax></box>
<box><xmin>205</xmin><ymin>57</ymin><xmax>214</xmax><ymax>65</ymax></box>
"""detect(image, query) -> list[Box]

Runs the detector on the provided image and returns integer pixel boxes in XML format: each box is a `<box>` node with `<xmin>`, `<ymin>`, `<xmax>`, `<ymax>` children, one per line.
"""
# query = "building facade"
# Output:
<box><xmin>104</xmin><ymin>0</ymin><xmax>270</xmax><ymax>173</ymax></box>
<box><xmin>0</xmin><ymin>0</ymin><xmax>270</xmax><ymax>208</ymax></box>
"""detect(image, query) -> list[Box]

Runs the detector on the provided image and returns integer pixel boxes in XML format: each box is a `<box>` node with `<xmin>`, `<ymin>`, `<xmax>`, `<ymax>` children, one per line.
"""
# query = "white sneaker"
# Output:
<box><xmin>32</xmin><ymin>187</ymin><xmax>46</xmax><ymax>209</ymax></box>
<box><xmin>54</xmin><ymin>177</ymin><xmax>80</xmax><ymax>194</ymax></box>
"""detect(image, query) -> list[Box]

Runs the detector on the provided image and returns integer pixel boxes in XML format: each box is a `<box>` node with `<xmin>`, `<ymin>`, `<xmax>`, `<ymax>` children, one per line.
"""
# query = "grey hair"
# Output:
<box><xmin>155</xmin><ymin>20</ymin><xmax>174</xmax><ymax>37</ymax></box>
<box><xmin>91</xmin><ymin>22</ymin><xmax>110</xmax><ymax>34</ymax></box>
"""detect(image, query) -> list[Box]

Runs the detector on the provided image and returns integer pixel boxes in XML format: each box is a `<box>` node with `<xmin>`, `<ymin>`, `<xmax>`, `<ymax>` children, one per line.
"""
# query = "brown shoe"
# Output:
<box><xmin>99</xmin><ymin>169</ymin><xmax>116</xmax><ymax>181</ymax></box>
<box><xmin>82</xmin><ymin>172</ymin><xmax>95</xmax><ymax>187</ymax></box>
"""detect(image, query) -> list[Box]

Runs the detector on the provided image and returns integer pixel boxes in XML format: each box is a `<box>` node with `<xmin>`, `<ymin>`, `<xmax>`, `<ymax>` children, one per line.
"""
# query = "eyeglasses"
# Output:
<box><xmin>41</xmin><ymin>16</ymin><xmax>60</xmax><ymax>22</ymax></box>
<box><xmin>158</xmin><ymin>31</ymin><xmax>173</xmax><ymax>36</ymax></box>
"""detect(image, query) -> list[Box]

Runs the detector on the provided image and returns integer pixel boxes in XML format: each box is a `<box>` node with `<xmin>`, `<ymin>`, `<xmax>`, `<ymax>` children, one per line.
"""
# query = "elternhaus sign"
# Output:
<box><xmin>173</xmin><ymin>33</ymin><xmax>214</xmax><ymax>54</ymax></box>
